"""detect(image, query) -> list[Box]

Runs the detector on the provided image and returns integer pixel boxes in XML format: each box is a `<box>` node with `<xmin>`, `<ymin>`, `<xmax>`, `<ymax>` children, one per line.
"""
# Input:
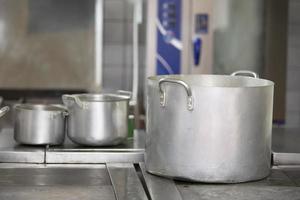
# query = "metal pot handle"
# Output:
<box><xmin>117</xmin><ymin>90</ymin><xmax>132</xmax><ymax>98</ymax></box>
<box><xmin>62</xmin><ymin>95</ymin><xmax>86</xmax><ymax>109</ymax></box>
<box><xmin>117</xmin><ymin>90</ymin><xmax>137</xmax><ymax>106</ymax></box>
<box><xmin>0</xmin><ymin>106</ymin><xmax>9</xmax><ymax>118</ymax></box>
<box><xmin>158</xmin><ymin>78</ymin><xmax>194</xmax><ymax>111</ymax></box>
<box><xmin>231</xmin><ymin>70</ymin><xmax>259</xmax><ymax>78</ymax></box>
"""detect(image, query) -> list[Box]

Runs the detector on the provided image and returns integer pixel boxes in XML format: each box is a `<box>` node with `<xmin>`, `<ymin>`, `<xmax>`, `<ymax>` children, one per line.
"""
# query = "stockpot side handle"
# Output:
<box><xmin>62</xmin><ymin>95</ymin><xmax>86</xmax><ymax>109</ymax></box>
<box><xmin>158</xmin><ymin>78</ymin><xmax>194</xmax><ymax>111</ymax></box>
<box><xmin>231</xmin><ymin>70</ymin><xmax>259</xmax><ymax>78</ymax></box>
<box><xmin>0</xmin><ymin>106</ymin><xmax>9</xmax><ymax>118</ymax></box>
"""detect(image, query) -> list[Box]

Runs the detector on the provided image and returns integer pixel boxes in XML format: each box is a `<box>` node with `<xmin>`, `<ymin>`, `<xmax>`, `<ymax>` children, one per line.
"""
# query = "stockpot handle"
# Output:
<box><xmin>158</xmin><ymin>78</ymin><xmax>194</xmax><ymax>111</ymax></box>
<box><xmin>0</xmin><ymin>106</ymin><xmax>9</xmax><ymax>118</ymax></box>
<box><xmin>62</xmin><ymin>95</ymin><xmax>86</xmax><ymax>109</ymax></box>
<box><xmin>117</xmin><ymin>90</ymin><xmax>137</xmax><ymax>107</ymax></box>
<box><xmin>231</xmin><ymin>70</ymin><xmax>259</xmax><ymax>78</ymax></box>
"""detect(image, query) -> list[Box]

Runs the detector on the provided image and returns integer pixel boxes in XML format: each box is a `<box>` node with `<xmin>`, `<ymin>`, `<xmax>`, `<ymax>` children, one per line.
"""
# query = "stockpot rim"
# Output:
<box><xmin>14</xmin><ymin>104</ymin><xmax>68</xmax><ymax>112</ymax></box>
<box><xmin>65</xmin><ymin>93</ymin><xmax>131</xmax><ymax>102</ymax></box>
<box><xmin>147</xmin><ymin>74</ymin><xmax>274</xmax><ymax>88</ymax></box>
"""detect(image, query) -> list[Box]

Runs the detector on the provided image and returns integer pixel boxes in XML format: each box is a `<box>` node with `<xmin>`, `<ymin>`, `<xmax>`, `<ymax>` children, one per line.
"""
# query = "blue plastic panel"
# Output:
<box><xmin>156</xmin><ymin>0</ymin><xmax>181</xmax><ymax>75</ymax></box>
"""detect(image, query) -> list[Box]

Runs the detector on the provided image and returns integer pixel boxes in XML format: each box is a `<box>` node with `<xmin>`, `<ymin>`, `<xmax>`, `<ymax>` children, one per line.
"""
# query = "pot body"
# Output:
<box><xmin>146</xmin><ymin>74</ymin><xmax>274</xmax><ymax>183</ymax></box>
<box><xmin>63</xmin><ymin>94</ymin><xmax>130</xmax><ymax>146</ymax></box>
<box><xmin>14</xmin><ymin>104</ymin><xmax>67</xmax><ymax>145</ymax></box>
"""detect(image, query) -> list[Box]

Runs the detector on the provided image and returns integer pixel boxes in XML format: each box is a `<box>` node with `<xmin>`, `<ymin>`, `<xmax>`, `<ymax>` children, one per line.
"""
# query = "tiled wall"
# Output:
<box><xmin>286</xmin><ymin>0</ymin><xmax>300</xmax><ymax>127</ymax></box>
<box><xmin>103</xmin><ymin>0</ymin><xmax>146</xmax><ymax>92</ymax></box>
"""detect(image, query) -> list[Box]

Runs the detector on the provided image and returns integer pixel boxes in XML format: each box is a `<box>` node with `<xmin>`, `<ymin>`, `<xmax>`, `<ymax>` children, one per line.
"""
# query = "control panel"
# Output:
<box><xmin>156</xmin><ymin>0</ymin><xmax>182</xmax><ymax>75</ymax></box>
<box><xmin>146</xmin><ymin>0</ymin><xmax>213</xmax><ymax>77</ymax></box>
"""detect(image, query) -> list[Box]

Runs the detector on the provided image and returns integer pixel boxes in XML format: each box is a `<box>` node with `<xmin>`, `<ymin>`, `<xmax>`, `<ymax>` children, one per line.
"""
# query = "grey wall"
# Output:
<box><xmin>286</xmin><ymin>0</ymin><xmax>300</xmax><ymax>127</ymax></box>
<box><xmin>0</xmin><ymin>0</ymin><xmax>146</xmax><ymax>93</ymax></box>
<box><xmin>0</xmin><ymin>0</ymin><xmax>95</xmax><ymax>90</ymax></box>
<box><xmin>213</xmin><ymin>0</ymin><xmax>265</xmax><ymax>75</ymax></box>
<box><xmin>103</xmin><ymin>0</ymin><xmax>146</xmax><ymax>93</ymax></box>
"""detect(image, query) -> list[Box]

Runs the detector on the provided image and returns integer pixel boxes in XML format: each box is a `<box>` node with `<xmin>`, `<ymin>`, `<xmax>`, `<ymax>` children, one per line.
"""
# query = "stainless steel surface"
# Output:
<box><xmin>46</xmin><ymin>151</ymin><xmax>144</xmax><ymax>164</ymax></box>
<box><xmin>146</xmin><ymin>73</ymin><xmax>274</xmax><ymax>183</ymax></box>
<box><xmin>0</xmin><ymin>126</ymin><xmax>299</xmax><ymax>166</ymax></box>
<box><xmin>0</xmin><ymin>164</ymin><xmax>116</xmax><ymax>200</ymax></box>
<box><xmin>14</xmin><ymin>104</ymin><xmax>67</xmax><ymax>145</ymax></box>
<box><xmin>0</xmin><ymin>163</ymin><xmax>298</xmax><ymax>200</ymax></box>
<box><xmin>139</xmin><ymin>163</ymin><xmax>182</xmax><ymax>200</ymax></box>
<box><xmin>94</xmin><ymin>0</ymin><xmax>104</xmax><ymax>91</ymax></box>
<box><xmin>0</xmin><ymin>128</ymin><xmax>45</xmax><ymax>163</ymax></box>
<box><xmin>0</xmin><ymin>128</ymin><xmax>145</xmax><ymax>164</ymax></box>
<box><xmin>107</xmin><ymin>163</ymin><xmax>148</xmax><ymax>200</ymax></box>
<box><xmin>273</xmin><ymin>153</ymin><xmax>300</xmax><ymax>166</ymax></box>
<box><xmin>45</xmin><ymin>131</ymin><xmax>145</xmax><ymax>164</ymax></box>
<box><xmin>176</xmin><ymin>166</ymin><xmax>300</xmax><ymax>200</ymax></box>
<box><xmin>63</xmin><ymin>93</ymin><xmax>130</xmax><ymax>146</ymax></box>
<box><xmin>272</xmin><ymin>127</ymin><xmax>300</xmax><ymax>165</ymax></box>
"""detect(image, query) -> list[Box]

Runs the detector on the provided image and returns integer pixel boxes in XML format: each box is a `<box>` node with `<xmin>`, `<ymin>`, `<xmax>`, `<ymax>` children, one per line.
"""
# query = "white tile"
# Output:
<box><xmin>104</xmin><ymin>22</ymin><xmax>125</xmax><ymax>44</ymax></box>
<box><xmin>104</xmin><ymin>0</ymin><xmax>125</xmax><ymax>20</ymax></box>
<box><xmin>103</xmin><ymin>44</ymin><xmax>125</xmax><ymax>65</ymax></box>
<box><xmin>103</xmin><ymin>0</ymin><xmax>134</xmax><ymax>20</ymax></box>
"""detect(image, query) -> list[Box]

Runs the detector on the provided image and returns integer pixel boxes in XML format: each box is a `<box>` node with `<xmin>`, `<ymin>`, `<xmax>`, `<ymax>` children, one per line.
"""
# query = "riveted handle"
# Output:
<box><xmin>231</xmin><ymin>70</ymin><xmax>259</xmax><ymax>78</ymax></box>
<box><xmin>117</xmin><ymin>90</ymin><xmax>136</xmax><ymax>106</ymax></box>
<box><xmin>158</xmin><ymin>78</ymin><xmax>194</xmax><ymax>111</ymax></box>
<box><xmin>62</xmin><ymin>95</ymin><xmax>87</xmax><ymax>109</ymax></box>
<box><xmin>0</xmin><ymin>106</ymin><xmax>9</xmax><ymax>118</ymax></box>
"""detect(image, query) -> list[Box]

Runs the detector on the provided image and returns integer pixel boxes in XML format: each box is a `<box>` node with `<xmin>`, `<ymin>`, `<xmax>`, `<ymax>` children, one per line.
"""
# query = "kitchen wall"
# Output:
<box><xmin>0</xmin><ymin>0</ymin><xmax>95</xmax><ymax>90</ymax></box>
<box><xmin>286</xmin><ymin>0</ymin><xmax>300</xmax><ymax>127</ymax></box>
<box><xmin>0</xmin><ymin>0</ymin><xmax>146</xmax><ymax>93</ymax></box>
<box><xmin>103</xmin><ymin>0</ymin><xmax>146</xmax><ymax>92</ymax></box>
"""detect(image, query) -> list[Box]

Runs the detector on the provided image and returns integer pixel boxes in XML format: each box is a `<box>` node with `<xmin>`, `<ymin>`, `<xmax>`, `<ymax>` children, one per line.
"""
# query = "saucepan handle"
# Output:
<box><xmin>231</xmin><ymin>70</ymin><xmax>259</xmax><ymax>78</ymax></box>
<box><xmin>158</xmin><ymin>78</ymin><xmax>194</xmax><ymax>111</ymax></box>
<box><xmin>0</xmin><ymin>106</ymin><xmax>9</xmax><ymax>118</ymax></box>
<box><xmin>117</xmin><ymin>90</ymin><xmax>136</xmax><ymax>107</ymax></box>
<box><xmin>62</xmin><ymin>95</ymin><xmax>86</xmax><ymax>109</ymax></box>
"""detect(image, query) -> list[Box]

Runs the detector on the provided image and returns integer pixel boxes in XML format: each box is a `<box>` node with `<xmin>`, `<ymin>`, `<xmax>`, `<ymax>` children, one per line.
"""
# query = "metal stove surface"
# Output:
<box><xmin>0</xmin><ymin>127</ymin><xmax>300</xmax><ymax>165</ymax></box>
<box><xmin>0</xmin><ymin>127</ymin><xmax>299</xmax><ymax>199</ymax></box>
<box><xmin>0</xmin><ymin>128</ymin><xmax>145</xmax><ymax>164</ymax></box>
<box><xmin>0</xmin><ymin>163</ymin><xmax>299</xmax><ymax>200</ymax></box>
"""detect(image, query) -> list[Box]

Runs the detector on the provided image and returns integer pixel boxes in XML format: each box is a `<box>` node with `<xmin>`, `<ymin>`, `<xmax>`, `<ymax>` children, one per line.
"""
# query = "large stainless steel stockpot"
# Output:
<box><xmin>14</xmin><ymin>104</ymin><xmax>68</xmax><ymax>145</ymax></box>
<box><xmin>146</xmin><ymin>71</ymin><xmax>274</xmax><ymax>183</ymax></box>
<box><xmin>62</xmin><ymin>93</ymin><xmax>131</xmax><ymax>146</ymax></box>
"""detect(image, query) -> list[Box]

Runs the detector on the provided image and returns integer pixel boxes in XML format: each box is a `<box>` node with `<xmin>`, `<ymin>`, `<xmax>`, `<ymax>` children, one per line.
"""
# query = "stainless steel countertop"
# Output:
<box><xmin>0</xmin><ymin>128</ymin><xmax>145</xmax><ymax>163</ymax></box>
<box><xmin>0</xmin><ymin>163</ymin><xmax>298</xmax><ymax>200</ymax></box>
<box><xmin>0</xmin><ymin>126</ymin><xmax>300</xmax><ymax>164</ymax></box>
<box><xmin>0</xmin><ymin>127</ymin><xmax>299</xmax><ymax>199</ymax></box>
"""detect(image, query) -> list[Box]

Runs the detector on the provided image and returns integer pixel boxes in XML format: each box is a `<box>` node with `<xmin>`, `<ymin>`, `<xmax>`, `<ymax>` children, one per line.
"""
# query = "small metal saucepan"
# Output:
<box><xmin>14</xmin><ymin>104</ymin><xmax>68</xmax><ymax>145</ymax></box>
<box><xmin>62</xmin><ymin>92</ymin><xmax>131</xmax><ymax>146</ymax></box>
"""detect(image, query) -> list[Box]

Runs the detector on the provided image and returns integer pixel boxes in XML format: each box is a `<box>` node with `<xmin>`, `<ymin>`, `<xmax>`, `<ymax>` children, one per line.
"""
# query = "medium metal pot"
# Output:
<box><xmin>14</xmin><ymin>104</ymin><xmax>68</xmax><ymax>145</ymax></box>
<box><xmin>62</xmin><ymin>93</ymin><xmax>131</xmax><ymax>146</ymax></box>
<box><xmin>146</xmin><ymin>71</ymin><xmax>274</xmax><ymax>183</ymax></box>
